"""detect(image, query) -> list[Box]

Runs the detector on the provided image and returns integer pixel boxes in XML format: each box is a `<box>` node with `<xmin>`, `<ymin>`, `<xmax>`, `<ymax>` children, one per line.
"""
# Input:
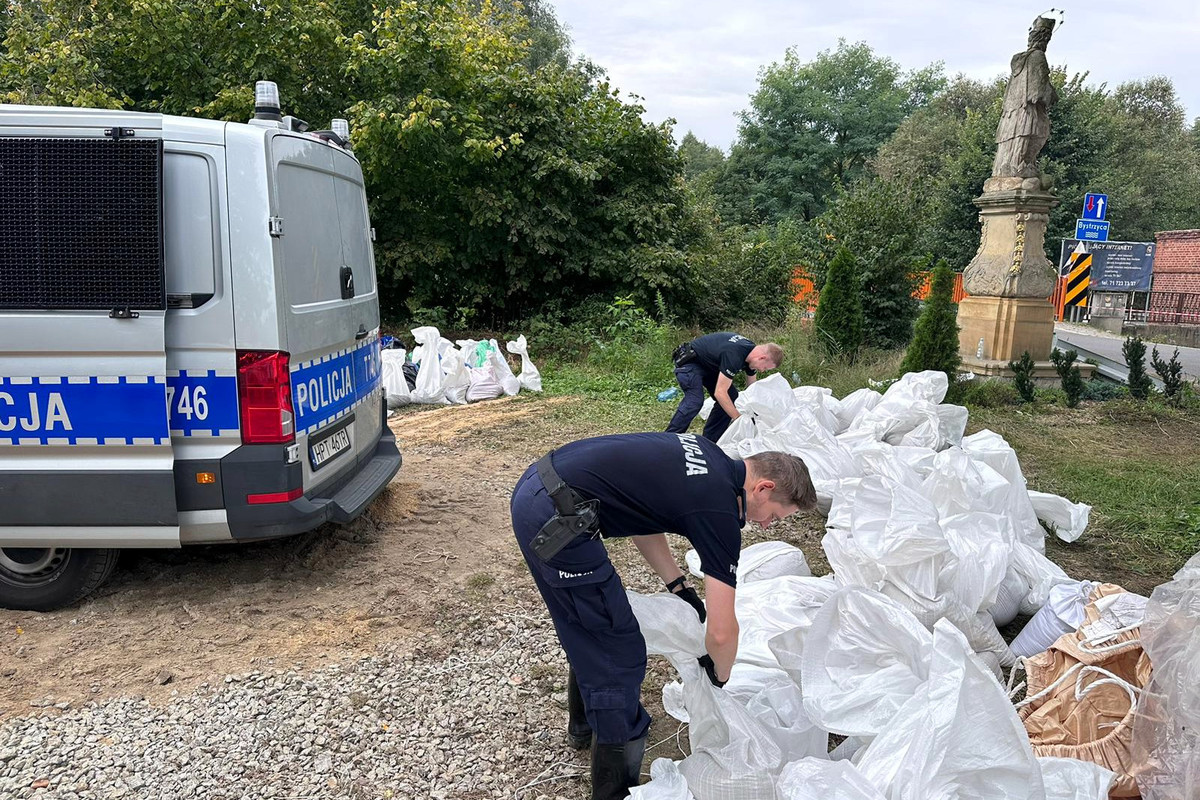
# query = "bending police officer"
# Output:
<box><xmin>509</xmin><ymin>433</ymin><xmax>816</xmax><ymax>799</ymax></box>
<box><xmin>665</xmin><ymin>333</ymin><xmax>783</xmax><ymax>441</ymax></box>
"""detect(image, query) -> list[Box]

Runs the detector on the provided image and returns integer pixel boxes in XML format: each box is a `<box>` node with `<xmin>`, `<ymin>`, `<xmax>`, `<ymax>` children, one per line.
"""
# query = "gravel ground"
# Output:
<box><xmin>0</xmin><ymin>581</ymin><xmax>594</xmax><ymax>800</ymax></box>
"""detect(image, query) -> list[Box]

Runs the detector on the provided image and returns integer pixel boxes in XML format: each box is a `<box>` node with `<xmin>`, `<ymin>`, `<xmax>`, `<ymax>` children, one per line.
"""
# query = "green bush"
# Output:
<box><xmin>1123</xmin><ymin>336</ymin><xmax>1154</xmax><ymax>400</ymax></box>
<box><xmin>813</xmin><ymin>247</ymin><xmax>865</xmax><ymax>360</ymax></box>
<box><xmin>960</xmin><ymin>379</ymin><xmax>1020</xmax><ymax>408</ymax></box>
<box><xmin>1008</xmin><ymin>350</ymin><xmax>1037</xmax><ymax>403</ymax></box>
<box><xmin>1151</xmin><ymin>346</ymin><xmax>1185</xmax><ymax>406</ymax></box>
<box><xmin>1080</xmin><ymin>379</ymin><xmax>1127</xmax><ymax>402</ymax></box>
<box><xmin>1050</xmin><ymin>348</ymin><xmax>1085</xmax><ymax>408</ymax></box>
<box><xmin>899</xmin><ymin>259</ymin><xmax>960</xmax><ymax>380</ymax></box>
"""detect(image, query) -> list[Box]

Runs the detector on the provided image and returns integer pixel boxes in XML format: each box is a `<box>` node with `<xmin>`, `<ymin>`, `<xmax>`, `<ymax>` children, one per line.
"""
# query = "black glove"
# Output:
<box><xmin>698</xmin><ymin>654</ymin><xmax>727</xmax><ymax>688</ymax></box>
<box><xmin>666</xmin><ymin>576</ymin><xmax>706</xmax><ymax>623</ymax></box>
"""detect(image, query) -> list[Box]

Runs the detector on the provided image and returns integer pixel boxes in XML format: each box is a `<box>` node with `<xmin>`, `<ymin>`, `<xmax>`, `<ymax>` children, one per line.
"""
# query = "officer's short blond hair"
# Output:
<box><xmin>761</xmin><ymin>342</ymin><xmax>783</xmax><ymax>368</ymax></box>
<box><xmin>745</xmin><ymin>451</ymin><xmax>816</xmax><ymax>510</ymax></box>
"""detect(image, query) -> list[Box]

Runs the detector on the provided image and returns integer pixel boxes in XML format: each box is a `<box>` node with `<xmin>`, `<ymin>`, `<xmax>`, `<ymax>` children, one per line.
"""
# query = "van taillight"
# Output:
<box><xmin>236</xmin><ymin>350</ymin><xmax>295</xmax><ymax>444</ymax></box>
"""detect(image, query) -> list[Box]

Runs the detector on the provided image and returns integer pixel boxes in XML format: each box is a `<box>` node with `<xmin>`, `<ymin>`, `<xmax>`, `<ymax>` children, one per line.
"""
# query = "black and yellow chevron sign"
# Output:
<box><xmin>1064</xmin><ymin>252</ymin><xmax>1092</xmax><ymax>308</ymax></box>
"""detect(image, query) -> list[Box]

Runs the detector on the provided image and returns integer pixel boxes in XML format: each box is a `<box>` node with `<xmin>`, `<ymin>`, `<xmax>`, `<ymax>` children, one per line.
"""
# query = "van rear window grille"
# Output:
<box><xmin>0</xmin><ymin>137</ymin><xmax>165</xmax><ymax>311</ymax></box>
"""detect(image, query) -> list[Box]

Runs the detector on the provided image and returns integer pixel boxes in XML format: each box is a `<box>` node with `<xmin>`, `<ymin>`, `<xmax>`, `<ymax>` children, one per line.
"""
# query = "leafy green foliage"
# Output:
<box><xmin>1050</xmin><ymin>348</ymin><xmax>1085</xmax><ymax>408</ymax></box>
<box><xmin>1123</xmin><ymin>336</ymin><xmax>1154</xmax><ymax>400</ymax></box>
<box><xmin>2</xmin><ymin>0</ymin><xmax>701</xmax><ymax>328</ymax></box>
<box><xmin>678</xmin><ymin>132</ymin><xmax>726</xmax><ymax>181</ymax></box>
<box><xmin>803</xmin><ymin>178</ymin><xmax>921</xmax><ymax>348</ymax></box>
<box><xmin>1151</xmin><ymin>346</ymin><xmax>1185</xmax><ymax>406</ymax></box>
<box><xmin>960</xmin><ymin>379</ymin><xmax>1020</xmax><ymax>408</ymax></box>
<box><xmin>1009</xmin><ymin>351</ymin><xmax>1038</xmax><ymax>403</ymax></box>
<box><xmin>814</xmin><ymin>247</ymin><xmax>864</xmax><ymax>359</ymax></box>
<box><xmin>899</xmin><ymin>260</ymin><xmax>960</xmax><ymax>380</ymax></box>
<box><xmin>714</xmin><ymin>40</ymin><xmax>943</xmax><ymax>224</ymax></box>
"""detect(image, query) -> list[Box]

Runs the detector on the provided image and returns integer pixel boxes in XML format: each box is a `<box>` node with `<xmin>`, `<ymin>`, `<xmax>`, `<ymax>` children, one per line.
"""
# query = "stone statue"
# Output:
<box><xmin>991</xmin><ymin>15</ymin><xmax>1058</xmax><ymax>184</ymax></box>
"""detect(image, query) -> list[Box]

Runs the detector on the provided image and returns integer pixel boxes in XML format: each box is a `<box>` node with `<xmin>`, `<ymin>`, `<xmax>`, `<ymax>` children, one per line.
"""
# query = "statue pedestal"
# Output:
<box><xmin>962</xmin><ymin>186</ymin><xmax>1059</xmax><ymax>299</ymax></box>
<box><xmin>958</xmin><ymin>186</ymin><xmax>1061</xmax><ymax>373</ymax></box>
<box><xmin>958</xmin><ymin>295</ymin><xmax>1056</xmax><ymax>363</ymax></box>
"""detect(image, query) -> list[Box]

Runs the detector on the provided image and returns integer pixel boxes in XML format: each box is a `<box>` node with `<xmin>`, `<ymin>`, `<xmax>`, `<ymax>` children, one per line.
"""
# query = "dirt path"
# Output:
<box><xmin>0</xmin><ymin>398</ymin><xmax>561</xmax><ymax>719</ymax></box>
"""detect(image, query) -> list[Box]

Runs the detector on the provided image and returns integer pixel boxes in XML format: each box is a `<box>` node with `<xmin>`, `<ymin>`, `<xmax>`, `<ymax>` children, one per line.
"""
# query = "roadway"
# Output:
<box><xmin>1052</xmin><ymin>324</ymin><xmax>1200</xmax><ymax>384</ymax></box>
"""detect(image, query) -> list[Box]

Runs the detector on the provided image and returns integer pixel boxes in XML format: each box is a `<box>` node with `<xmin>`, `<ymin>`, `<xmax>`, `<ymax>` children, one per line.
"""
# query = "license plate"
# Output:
<box><xmin>310</xmin><ymin>427</ymin><xmax>351</xmax><ymax>469</ymax></box>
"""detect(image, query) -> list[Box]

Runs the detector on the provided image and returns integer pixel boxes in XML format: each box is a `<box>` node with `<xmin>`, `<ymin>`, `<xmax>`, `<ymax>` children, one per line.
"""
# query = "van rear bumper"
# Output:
<box><xmin>224</xmin><ymin>428</ymin><xmax>401</xmax><ymax>541</ymax></box>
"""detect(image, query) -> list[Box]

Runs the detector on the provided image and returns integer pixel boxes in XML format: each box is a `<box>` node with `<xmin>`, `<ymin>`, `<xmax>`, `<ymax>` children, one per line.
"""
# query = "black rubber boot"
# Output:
<box><xmin>590</xmin><ymin>735</ymin><xmax>645</xmax><ymax>800</ymax></box>
<box><xmin>566</xmin><ymin>668</ymin><xmax>593</xmax><ymax>750</ymax></box>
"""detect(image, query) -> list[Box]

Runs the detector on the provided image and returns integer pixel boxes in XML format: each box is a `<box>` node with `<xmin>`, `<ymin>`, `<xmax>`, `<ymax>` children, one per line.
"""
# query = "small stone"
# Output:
<box><xmin>154</xmin><ymin>670</ymin><xmax>174</xmax><ymax>686</ymax></box>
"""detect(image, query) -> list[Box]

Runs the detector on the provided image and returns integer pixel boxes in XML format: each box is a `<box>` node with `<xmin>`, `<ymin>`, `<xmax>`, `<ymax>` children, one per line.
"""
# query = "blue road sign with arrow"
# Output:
<box><xmin>1082</xmin><ymin>193</ymin><xmax>1108</xmax><ymax>220</ymax></box>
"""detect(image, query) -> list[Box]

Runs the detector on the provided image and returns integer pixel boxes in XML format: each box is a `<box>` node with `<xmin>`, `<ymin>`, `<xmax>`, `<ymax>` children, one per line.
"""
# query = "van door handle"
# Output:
<box><xmin>355</xmin><ymin>324</ymin><xmax>369</xmax><ymax>340</ymax></box>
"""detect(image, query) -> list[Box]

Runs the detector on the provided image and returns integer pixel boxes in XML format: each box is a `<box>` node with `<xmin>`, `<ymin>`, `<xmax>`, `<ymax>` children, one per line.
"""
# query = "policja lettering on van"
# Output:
<box><xmin>0</xmin><ymin>391</ymin><xmax>73</xmax><ymax>433</ymax></box>
<box><xmin>293</xmin><ymin>363</ymin><xmax>354</xmax><ymax>418</ymax></box>
<box><xmin>675</xmin><ymin>432</ymin><xmax>709</xmax><ymax>476</ymax></box>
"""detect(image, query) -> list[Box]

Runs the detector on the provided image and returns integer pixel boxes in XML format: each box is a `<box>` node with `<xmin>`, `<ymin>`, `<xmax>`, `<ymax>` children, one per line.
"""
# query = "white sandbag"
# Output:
<box><xmin>1010</xmin><ymin>542</ymin><xmax>1074</xmax><ymax>615</ymax></box>
<box><xmin>791</xmin><ymin>386</ymin><xmax>840</xmax><ymax>433</ymax></box>
<box><xmin>465</xmin><ymin>365</ymin><xmax>503</xmax><ymax>402</ymax></box>
<box><xmin>855</xmin><ymin>619</ymin><xmax>1045</xmax><ymax>800</ymax></box>
<box><xmin>1028</xmin><ymin>490</ymin><xmax>1092</xmax><ymax>543</ymax></box>
<box><xmin>505</xmin><ymin>334</ymin><xmax>543</xmax><ymax>392</ymax></box>
<box><xmin>884</xmin><ymin>370</ymin><xmax>950</xmax><ymax>404</ymax></box>
<box><xmin>777</xmin><ymin>759</ymin><xmax>887</xmax><ymax>800</ymax></box>
<box><xmin>935</xmin><ymin>403</ymin><xmax>969</xmax><ymax>447</ymax></box>
<box><xmin>763</xmin><ymin>409</ymin><xmax>862</xmax><ymax>485</ymax></box>
<box><xmin>847</xmin><ymin>440</ymin><xmax>925</xmax><ymax>490</ymax></box>
<box><xmin>1038</xmin><ymin>757</ymin><xmax>1116</xmax><ymax>800</ymax></box>
<box><xmin>938</xmin><ymin>512</ymin><xmax>1011</xmax><ymax>614</ymax></box>
<box><xmin>454</xmin><ymin>338</ymin><xmax>481</xmax><ymax>366</ymax></box>
<box><xmin>486</xmin><ymin>339</ymin><xmax>520</xmax><ymax>395</ymax></box>
<box><xmin>990</xmin><ymin>568</ymin><xmax>1030</xmax><ymax>627</ymax></box>
<box><xmin>890</xmin><ymin>446</ymin><xmax>939</xmax><ymax>479</ymax></box>
<box><xmin>716</xmin><ymin>415</ymin><xmax>760</xmax><ymax>458</ymax></box>
<box><xmin>677</xmin><ymin>751</ymin><xmax>776</xmax><ymax>800</ymax></box>
<box><xmin>793</xmin><ymin>587</ymin><xmax>934</xmax><ymax>737</ymax></box>
<box><xmin>735</xmin><ymin>576</ymin><xmax>837</xmax><ymax>670</ymax></box>
<box><xmin>835</xmin><ymin>388</ymin><xmax>882</xmax><ymax>432</ymax></box>
<box><xmin>920</xmin><ymin>447</ymin><xmax>1011</xmax><ymax>520</ymax></box>
<box><xmin>380</xmin><ymin>348</ymin><xmax>411</xmax><ymax>408</ymax></box>
<box><xmin>629</xmin><ymin>759</ymin><xmax>695</xmax><ymax>800</ymax></box>
<box><xmin>961</xmin><ymin>429</ymin><xmax>1045</xmax><ymax>550</ymax></box>
<box><xmin>732</xmin><ymin>373</ymin><xmax>796</xmax><ymax>427</ymax></box>
<box><xmin>850</xmin><ymin>477</ymin><xmax>950</xmax><ymax>602</ymax></box>
<box><xmin>683</xmin><ymin>542</ymin><xmax>813</xmax><ymax>584</ymax></box>
<box><xmin>722</xmin><ymin>665</ymin><xmax>828</xmax><ymax>762</ymax></box>
<box><xmin>440</xmin><ymin>346</ymin><xmax>470</xmax><ymax>405</ymax></box>
<box><xmin>1010</xmin><ymin>580</ymin><xmax>1099</xmax><ymax>659</ymax></box>
<box><xmin>409</xmin><ymin>326</ymin><xmax>448</xmax><ymax>404</ymax></box>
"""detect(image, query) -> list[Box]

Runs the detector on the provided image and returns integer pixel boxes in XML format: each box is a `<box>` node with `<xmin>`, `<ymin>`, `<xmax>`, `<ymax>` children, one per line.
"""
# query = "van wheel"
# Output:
<box><xmin>0</xmin><ymin>548</ymin><xmax>120</xmax><ymax>611</ymax></box>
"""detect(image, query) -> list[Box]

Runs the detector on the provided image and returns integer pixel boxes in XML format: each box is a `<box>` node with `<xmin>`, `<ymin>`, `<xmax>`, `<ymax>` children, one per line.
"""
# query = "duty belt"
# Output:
<box><xmin>529</xmin><ymin>451</ymin><xmax>600</xmax><ymax>561</ymax></box>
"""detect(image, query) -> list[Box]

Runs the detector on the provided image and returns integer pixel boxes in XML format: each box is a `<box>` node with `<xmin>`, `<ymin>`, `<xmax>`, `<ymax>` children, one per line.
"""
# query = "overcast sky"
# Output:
<box><xmin>548</xmin><ymin>1</ymin><xmax>1200</xmax><ymax>150</ymax></box>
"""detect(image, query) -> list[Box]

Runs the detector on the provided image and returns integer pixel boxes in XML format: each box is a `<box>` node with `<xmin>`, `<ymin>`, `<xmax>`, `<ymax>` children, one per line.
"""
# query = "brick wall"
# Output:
<box><xmin>1153</xmin><ymin>229</ymin><xmax>1200</xmax><ymax>274</ymax></box>
<box><xmin>1152</xmin><ymin>273</ymin><xmax>1200</xmax><ymax>293</ymax></box>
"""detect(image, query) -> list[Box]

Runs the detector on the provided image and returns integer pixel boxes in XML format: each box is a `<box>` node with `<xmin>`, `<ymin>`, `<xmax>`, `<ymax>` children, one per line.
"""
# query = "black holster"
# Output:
<box><xmin>672</xmin><ymin>341</ymin><xmax>697</xmax><ymax>367</ymax></box>
<box><xmin>529</xmin><ymin>451</ymin><xmax>600</xmax><ymax>561</ymax></box>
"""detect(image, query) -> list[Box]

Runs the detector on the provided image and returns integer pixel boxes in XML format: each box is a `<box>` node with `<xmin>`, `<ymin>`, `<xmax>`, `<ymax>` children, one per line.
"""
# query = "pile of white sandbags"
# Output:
<box><xmin>627</xmin><ymin>371</ymin><xmax>1117</xmax><ymax>800</ymax></box>
<box><xmin>713</xmin><ymin>370</ymin><xmax>1091</xmax><ymax>666</ymax></box>
<box><xmin>381</xmin><ymin>326</ymin><xmax>542</xmax><ymax>408</ymax></box>
<box><xmin>631</xmin><ymin>581</ymin><xmax>1118</xmax><ymax>800</ymax></box>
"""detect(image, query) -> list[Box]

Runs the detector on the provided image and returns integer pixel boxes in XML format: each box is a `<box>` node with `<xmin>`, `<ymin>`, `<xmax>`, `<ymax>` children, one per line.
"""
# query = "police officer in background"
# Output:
<box><xmin>666</xmin><ymin>332</ymin><xmax>783</xmax><ymax>442</ymax></box>
<box><xmin>510</xmin><ymin>432</ymin><xmax>816</xmax><ymax>799</ymax></box>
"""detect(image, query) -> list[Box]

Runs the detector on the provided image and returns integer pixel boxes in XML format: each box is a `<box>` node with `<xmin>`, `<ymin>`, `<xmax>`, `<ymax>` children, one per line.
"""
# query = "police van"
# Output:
<box><xmin>0</xmin><ymin>83</ymin><xmax>401</xmax><ymax>611</ymax></box>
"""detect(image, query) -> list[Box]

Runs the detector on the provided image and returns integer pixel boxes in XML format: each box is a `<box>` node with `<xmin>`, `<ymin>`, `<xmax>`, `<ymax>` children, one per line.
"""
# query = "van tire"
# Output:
<box><xmin>0</xmin><ymin>548</ymin><xmax>121</xmax><ymax>611</ymax></box>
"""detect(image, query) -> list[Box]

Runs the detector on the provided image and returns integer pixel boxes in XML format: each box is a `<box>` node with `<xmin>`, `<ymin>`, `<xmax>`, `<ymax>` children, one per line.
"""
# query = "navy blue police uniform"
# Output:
<box><xmin>510</xmin><ymin>433</ymin><xmax>745</xmax><ymax>791</ymax></box>
<box><xmin>665</xmin><ymin>332</ymin><xmax>757</xmax><ymax>441</ymax></box>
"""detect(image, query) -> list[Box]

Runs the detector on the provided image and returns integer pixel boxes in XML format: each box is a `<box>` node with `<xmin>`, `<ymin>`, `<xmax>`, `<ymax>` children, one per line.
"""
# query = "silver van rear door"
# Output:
<box><xmin>270</xmin><ymin>135</ymin><xmax>382</xmax><ymax>493</ymax></box>
<box><xmin>0</xmin><ymin>113</ymin><xmax>178</xmax><ymax>546</ymax></box>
